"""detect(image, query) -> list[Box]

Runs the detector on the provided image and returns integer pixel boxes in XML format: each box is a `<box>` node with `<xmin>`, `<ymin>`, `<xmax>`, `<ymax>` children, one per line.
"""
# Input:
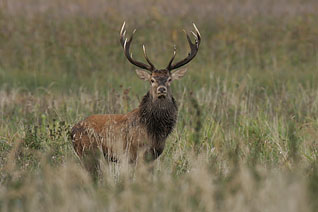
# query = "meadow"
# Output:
<box><xmin>0</xmin><ymin>0</ymin><xmax>318</xmax><ymax>211</ymax></box>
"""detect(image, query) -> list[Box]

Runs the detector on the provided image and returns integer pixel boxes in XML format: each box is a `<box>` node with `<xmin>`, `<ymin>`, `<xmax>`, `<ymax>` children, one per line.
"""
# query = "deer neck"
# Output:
<box><xmin>139</xmin><ymin>92</ymin><xmax>178</xmax><ymax>142</ymax></box>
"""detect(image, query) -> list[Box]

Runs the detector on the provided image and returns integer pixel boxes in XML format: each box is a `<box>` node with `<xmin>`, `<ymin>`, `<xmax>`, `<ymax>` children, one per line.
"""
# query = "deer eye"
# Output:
<box><xmin>151</xmin><ymin>79</ymin><xmax>155</xmax><ymax>83</ymax></box>
<box><xmin>168</xmin><ymin>78</ymin><xmax>172</xmax><ymax>82</ymax></box>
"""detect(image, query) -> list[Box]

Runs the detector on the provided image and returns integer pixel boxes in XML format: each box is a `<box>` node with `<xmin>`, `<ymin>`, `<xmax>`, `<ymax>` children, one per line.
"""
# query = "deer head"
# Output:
<box><xmin>120</xmin><ymin>22</ymin><xmax>201</xmax><ymax>101</ymax></box>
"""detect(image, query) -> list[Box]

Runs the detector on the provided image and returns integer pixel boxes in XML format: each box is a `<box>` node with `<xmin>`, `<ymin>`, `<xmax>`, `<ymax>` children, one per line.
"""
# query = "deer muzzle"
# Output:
<box><xmin>157</xmin><ymin>86</ymin><xmax>167</xmax><ymax>97</ymax></box>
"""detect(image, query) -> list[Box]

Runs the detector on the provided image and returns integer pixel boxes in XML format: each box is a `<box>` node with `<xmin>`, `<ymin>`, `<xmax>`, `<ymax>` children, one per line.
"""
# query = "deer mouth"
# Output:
<box><xmin>157</xmin><ymin>93</ymin><xmax>167</xmax><ymax>99</ymax></box>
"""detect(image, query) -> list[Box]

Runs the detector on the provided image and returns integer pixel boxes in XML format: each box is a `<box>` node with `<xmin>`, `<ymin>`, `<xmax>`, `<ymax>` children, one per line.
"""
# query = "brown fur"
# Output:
<box><xmin>71</xmin><ymin>70</ymin><xmax>178</xmax><ymax>163</ymax></box>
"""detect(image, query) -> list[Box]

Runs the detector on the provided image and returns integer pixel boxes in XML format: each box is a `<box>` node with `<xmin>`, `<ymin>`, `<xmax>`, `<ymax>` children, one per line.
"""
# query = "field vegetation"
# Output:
<box><xmin>0</xmin><ymin>0</ymin><xmax>318</xmax><ymax>211</ymax></box>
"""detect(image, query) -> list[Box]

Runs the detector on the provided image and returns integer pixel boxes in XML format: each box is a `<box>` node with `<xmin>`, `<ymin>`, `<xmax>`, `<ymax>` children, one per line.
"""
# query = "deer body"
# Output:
<box><xmin>72</xmin><ymin>90</ymin><xmax>177</xmax><ymax>162</ymax></box>
<box><xmin>71</xmin><ymin>22</ymin><xmax>200</xmax><ymax>164</ymax></box>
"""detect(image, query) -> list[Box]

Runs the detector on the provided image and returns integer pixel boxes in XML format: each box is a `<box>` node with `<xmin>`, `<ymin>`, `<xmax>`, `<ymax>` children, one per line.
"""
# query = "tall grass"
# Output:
<box><xmin>0</xmin><ymin>0</ymin><xmax>318</xmax><ymax>211</ymax></box>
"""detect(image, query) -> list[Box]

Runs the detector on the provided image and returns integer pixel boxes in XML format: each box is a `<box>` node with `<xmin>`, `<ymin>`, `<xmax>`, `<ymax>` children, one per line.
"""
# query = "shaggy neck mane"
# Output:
<box><xmin>139</xmin><ymin>92</ymin><xmax>178</xmax><ymax>142</ymax></box>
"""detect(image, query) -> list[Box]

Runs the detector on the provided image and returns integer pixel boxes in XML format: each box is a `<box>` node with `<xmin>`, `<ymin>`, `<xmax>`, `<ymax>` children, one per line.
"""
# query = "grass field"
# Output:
<box><xmin>0</xmin><ymin>0</ymin><xmax>318</xmax><ymax>211</ymax></box>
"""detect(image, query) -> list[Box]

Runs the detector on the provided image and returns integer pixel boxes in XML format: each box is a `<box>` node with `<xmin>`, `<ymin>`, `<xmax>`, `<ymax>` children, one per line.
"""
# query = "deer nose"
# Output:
<box><xmin>157</xmin><ymin>86</ymin><xmax>167</xmax><ymax>93</ymax></box>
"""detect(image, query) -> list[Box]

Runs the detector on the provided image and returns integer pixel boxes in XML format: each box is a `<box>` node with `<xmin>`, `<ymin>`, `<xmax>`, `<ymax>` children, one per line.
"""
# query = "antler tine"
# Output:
<box><xmin>142</xmin><ymin>45</ymin><xmax>155</xmax><ymax>70</ymax></box>
<box><xmin>191</xmin><ymin>31</ymin><xmax>197</xmax><ymax>39</ymax></box>
<box><xmin>166</xmin><ymin>45</ymin><xmax>177</xmax><ymax>70</ymax></box>
<box><xmin>120</xmin><ymin>22</ymin><xmax>126</xmax><ymax>48</ymax></box>
<box><xmin>167</xmin><ymin>23</ymin><xmax>201</xmax><ymax>71</ymax></box>
<box><xmin>119</xmin><ymin>22</ymin><xmax>155</xmax><ymax>72</ymax></box>
<box><xmin>193</xmin><ymin>23</ymin><xmax>201</xmax><ymax>39</ymax></box>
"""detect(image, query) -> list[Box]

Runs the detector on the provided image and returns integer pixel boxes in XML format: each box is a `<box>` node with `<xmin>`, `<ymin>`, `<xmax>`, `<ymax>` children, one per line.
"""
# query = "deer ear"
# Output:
<box><xmin>171</xmin><ymin>69</ymin><xmax>188</xmax><ymax>80</ymax></box>
<box><xmin>135</xmin><ymin>69</ymin><xmax>151</xmax><ymax>81</ymax></box>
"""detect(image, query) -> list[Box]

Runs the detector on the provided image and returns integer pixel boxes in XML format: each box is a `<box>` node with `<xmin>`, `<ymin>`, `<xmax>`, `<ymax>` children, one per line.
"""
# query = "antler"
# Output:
<box><xmin>120</xmin><ymin>22</ymin><xmax>155</xmax><ymax>72</ymax></box>
<box><xmin>166</xmin><ymin>23</ymin><xmax>201</xmax><ymax>71</ymax></box>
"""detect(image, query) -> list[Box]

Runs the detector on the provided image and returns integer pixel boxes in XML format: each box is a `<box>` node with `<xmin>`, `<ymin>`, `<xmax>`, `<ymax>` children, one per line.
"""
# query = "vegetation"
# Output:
<box><xmin>0</xmin><ymin>0</ymin><xmax>318</xmax><ymax>211</ymax></box>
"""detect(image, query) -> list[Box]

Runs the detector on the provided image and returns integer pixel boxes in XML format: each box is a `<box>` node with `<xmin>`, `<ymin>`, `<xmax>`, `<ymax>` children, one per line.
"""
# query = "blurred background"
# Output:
<box><xmin>1</xmin><ymin>0</ymin><xmax>318</xmax><ymax>91</ymax></box>
<box><xmin>0</xmin><ymin>0</ymin><xmax>318</xmax><ymax>211</ymax></box>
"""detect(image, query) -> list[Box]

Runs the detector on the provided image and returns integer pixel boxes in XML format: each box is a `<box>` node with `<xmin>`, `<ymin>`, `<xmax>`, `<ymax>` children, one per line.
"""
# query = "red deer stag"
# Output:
<box><xmin>71</xmin><ymin>22</ymin><xmax>201</xmax><ymax>165</ymax></box>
